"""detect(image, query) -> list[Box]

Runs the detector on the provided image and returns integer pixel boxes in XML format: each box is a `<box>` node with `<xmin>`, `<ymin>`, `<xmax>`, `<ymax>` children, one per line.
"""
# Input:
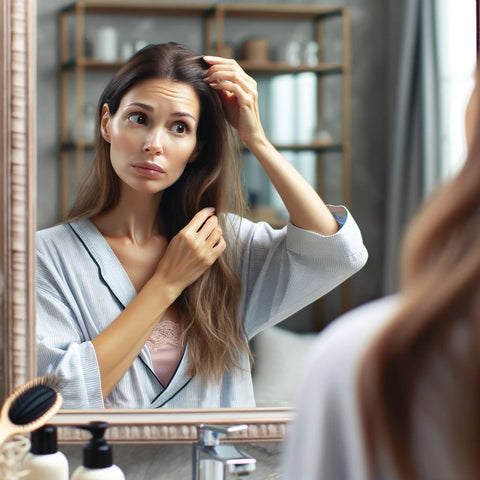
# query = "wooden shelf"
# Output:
<box><xmin>60</xmin><ymin>140</ymin><xmax>95</xmax><ymax>151</ymax></box>
<box><xmin>61</xmin><ymin>140</ymin><xmax>343</xmax><ymax>153</ymax></box>
<box><xmin>58</xmin><ymin>1</ymin><xmax>352</xmax><ymax>317</ymax></box>
<box><xmin>61</xmin><ymin>58</ymin><xmax>123</xmax><ymax>70</ymax></box>
<box><xmin>58</xmin><ymin>2</ymin><xmax>351</xmax><ymax>202</ymax></box>
<box><xmin>217</xmin><ymin>3</ymin><xmax>344</xmax><ymax>20</ymax></box>
<box><xmin>272</xmin><ymin>142</ymin><xmax>343</xmax><ymax>153</ymax></box>
<box><xmin>60</xmin><ymin>1</ymin><xmax>344</xmax><ymax>19</ymax></box>
<box><xmin>60</xmin><ymin>1</ymin><xmax>216</xmax><ymax>16</ymax></box>
<box><xmin>60</xmin><ymin>58</ymin><xmax>345</xmax><ymax>75</ymax></box>
<box><xmin>240</xmin><ymin>62</ymin><xmax>344</xmax><ymax>76</ymax></box>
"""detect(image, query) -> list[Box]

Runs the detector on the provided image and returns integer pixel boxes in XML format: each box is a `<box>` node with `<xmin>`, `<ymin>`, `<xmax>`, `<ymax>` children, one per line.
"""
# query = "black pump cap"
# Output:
<box><xmin>78</xmin><ymin>421</ymin><xmax>112</xmax><ymax>469</ymax></box>
<box><xmin>30</xmin><ymin>424</ymin><xmax>58</xmax><ymax>455</ymax></box>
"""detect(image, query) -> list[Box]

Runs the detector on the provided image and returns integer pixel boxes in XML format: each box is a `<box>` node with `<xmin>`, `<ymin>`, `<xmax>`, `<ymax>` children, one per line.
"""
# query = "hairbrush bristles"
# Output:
<box><xmin>7</xmin><ymin>375</ymin><xmax>63</xmax><ymax>425</ymax></box>
<box><xmin>7</xmin><ymin>374</ymin><xmax>64</xmax><ymax>398</ymax></box>
<box><xmin>8</xmin><ymin>384</ymin><xmax>57</xmax><ymax>425</ymax></box>
<box><xmin>0</xmin><ymin>375</ymin><xmax>64</xmax><ymax>447</ymax></box>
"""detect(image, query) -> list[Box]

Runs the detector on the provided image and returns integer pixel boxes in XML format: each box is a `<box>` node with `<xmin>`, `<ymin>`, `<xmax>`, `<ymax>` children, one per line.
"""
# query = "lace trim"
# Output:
<box><xmin>146</xmin><ymin>319</ymin><xmax>181</xmax><ymax>352</ymax></box>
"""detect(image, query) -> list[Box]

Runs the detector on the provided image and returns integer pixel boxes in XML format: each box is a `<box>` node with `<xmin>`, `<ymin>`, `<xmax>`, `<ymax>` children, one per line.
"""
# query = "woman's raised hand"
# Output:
<box><xmin>154</xmin><ymin>207</ymin><xmax>226</xmax><ymax>297</ymax></box>
<box><xmin>203</xmin><ymin>56</ymin><xmax>266</xmax><ymax>146</ymax></box>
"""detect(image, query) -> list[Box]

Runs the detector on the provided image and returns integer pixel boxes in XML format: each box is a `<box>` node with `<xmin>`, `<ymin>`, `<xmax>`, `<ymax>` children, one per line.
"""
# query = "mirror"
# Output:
<box><xmin>1</xmin><ymin>0</ymin><xmax>292</xmax><ymax>444</ymax></box>
<box><xmin>4</xmin><ymin>0</ymin><xmax>477</xmax><ymax>444</ymax></box>
<box><xmin>36</xmin><ymin>3</ymin><xmax>350</xmax><ymax>423</ymax></box>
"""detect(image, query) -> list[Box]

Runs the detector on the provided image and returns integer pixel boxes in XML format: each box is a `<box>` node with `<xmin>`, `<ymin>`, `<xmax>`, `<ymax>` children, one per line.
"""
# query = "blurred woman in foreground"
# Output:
<box><xmin>283</xmin><ymin>68</ymin><xmax>480</xmax><ymax>479</ymax></box>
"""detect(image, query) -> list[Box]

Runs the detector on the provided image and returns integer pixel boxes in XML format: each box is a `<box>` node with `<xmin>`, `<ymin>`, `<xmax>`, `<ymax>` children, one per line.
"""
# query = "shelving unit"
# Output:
<box><xmin>58</xmin><ymin>1</ymin><xmax>351</xmax><ymax>321</ymax></box>
<box><xmin>59</xmin><ymin>2</ymin><xmax>217</xmax><ymax>218</ymax></box>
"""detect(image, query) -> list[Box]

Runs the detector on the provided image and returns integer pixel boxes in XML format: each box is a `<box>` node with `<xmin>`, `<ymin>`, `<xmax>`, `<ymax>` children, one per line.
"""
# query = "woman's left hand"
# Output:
<box><xmin>203</xmin><ymin>56</ymin><xmax>266</xmax><ymax>145</ymax></box>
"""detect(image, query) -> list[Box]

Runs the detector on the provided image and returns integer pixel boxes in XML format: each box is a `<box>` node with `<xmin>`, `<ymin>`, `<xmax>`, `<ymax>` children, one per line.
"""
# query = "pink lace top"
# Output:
<box><xmin>146</xmin><ymin>319</ymin><xmax>183</xmax><ymax>386</ymax></box>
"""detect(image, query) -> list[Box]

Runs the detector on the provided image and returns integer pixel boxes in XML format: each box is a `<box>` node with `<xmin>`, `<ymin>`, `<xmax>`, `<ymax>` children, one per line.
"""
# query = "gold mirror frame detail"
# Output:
<box><xmin>1</xmin><ymin>0</ymin><xmax>292</xmax><ymax>443</ymax></box>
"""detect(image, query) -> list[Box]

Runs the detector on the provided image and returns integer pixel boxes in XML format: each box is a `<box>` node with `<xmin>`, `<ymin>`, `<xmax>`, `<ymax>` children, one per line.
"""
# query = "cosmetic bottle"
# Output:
<box><xmin>23</xmin><ymin>424</ymin><xmax>69</xmax><ymax>479</ymax></box>
<box><xmin>70</xmin><ymin>421</ymin><xmax>125</xmax><ymax>480</ymax></box>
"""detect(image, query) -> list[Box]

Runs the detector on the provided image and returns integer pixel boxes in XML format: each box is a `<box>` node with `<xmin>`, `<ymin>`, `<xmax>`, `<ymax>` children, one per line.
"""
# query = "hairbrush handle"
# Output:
<box><xmin>0</xmin><ymin>403</ymin><xmax>23</xmax><ymax>446</ymax></box>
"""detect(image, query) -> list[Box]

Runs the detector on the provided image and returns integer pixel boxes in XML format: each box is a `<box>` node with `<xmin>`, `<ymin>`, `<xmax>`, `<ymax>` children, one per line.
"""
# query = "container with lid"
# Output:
<box><xmin>70</xmin><ymin>421</ymin><xmax>125</xmax><ymax>480</ymax></box>
<box><xmin>23</xmin><ymin>424</ymin><xmax>69</xmax><ymax>479</ymax></box>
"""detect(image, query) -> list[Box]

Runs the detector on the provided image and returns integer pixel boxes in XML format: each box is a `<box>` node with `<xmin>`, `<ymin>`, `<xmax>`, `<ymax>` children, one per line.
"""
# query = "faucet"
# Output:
<box><xmin>192</xmin><ymin>424</ymin><xmax>256</xmax><ymax>480</ymax></box>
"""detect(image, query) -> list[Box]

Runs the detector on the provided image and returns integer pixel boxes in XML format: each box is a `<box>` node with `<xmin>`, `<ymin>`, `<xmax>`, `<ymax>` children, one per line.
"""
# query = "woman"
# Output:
<box><xmin>282</xmin><ymin>68</ymin><xmax>480</xmax><ymax>479</ymax></box>
<box><xmin>36</xmin><ymin>43</ymin><xmax>367</xmax><ymax>409</ymax></box>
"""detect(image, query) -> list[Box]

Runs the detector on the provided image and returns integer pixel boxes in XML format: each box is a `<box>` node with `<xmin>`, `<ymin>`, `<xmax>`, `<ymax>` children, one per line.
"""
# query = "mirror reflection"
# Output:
<box><xmin>37</xmin><ymin>1</ymin><xmax>366</xmax><ymax>408</ymax></box>
<box><xmin>36</xmin><ymin>5</ymin><xmax>368</xmax><ymax>410</ymax></box>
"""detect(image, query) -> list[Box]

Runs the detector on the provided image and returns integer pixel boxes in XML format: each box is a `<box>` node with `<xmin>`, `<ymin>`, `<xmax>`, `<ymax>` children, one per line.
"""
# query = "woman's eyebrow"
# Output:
<box><xmin>125</xmin><ymin>103</ymin><xmax>197</xmax><ymax>122</ymax></box>
<box><xmin>172</xmin><ymin>111</ymin><xmax>197</xmax><ymax>122</ymax></box>
<box><xmin>125</xmin><ymin>102</ymin><xmax>154</xmax><ymax>111</ymax></box>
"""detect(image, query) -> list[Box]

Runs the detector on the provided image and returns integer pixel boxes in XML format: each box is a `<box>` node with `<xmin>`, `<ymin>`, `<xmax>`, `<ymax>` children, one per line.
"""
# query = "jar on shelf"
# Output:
<box><xmin>277</xmin><ymin>40</ymin><xmax>302</xmax><ymax>66</ymax></box>
<box><xmin>242</xmin><ymin>38</ymin><xmax>269</xmax><ymax>63</ymax></box>
<box><xmin>93</xmin><ymin>26</ymin><xmax>119</xmax><ymax>62</ymax></box>
<box><xmin>303</xmin><ymin>41</ymin><xmax>319</xmax><ymax>66</ymax></box>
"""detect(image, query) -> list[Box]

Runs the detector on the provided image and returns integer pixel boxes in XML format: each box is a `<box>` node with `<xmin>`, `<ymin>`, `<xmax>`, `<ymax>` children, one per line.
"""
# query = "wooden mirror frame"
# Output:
<box><xmin>0</xmin><ymin>0</ymin><xmax>292</xmax><ymax>443</ymax></box>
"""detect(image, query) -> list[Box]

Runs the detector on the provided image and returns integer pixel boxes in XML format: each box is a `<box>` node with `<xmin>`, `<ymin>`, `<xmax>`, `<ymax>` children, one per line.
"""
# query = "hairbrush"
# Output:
<box><xmin>0</xmin><ymin>375</ymin><xmax>63</xmax><ymax>446</ymax></box>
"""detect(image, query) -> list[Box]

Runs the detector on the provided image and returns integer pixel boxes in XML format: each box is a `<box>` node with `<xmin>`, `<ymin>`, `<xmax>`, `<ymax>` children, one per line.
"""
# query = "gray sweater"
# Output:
<box><xmin>36</xmin><ymin>207</ymin><xmax>367</xmax><ymax>409</ymax></box>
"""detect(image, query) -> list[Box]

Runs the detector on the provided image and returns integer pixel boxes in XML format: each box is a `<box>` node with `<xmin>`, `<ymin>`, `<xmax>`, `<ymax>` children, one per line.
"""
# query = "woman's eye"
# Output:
<box><xmin>172</xmin><ymin>122</ymin><xmax>187</xmax><ymax>134</ymax></box>
<box><xmin>128</xmin><ymin>113</ymin><xmax>147</xmax><ymax>125</ymax></box>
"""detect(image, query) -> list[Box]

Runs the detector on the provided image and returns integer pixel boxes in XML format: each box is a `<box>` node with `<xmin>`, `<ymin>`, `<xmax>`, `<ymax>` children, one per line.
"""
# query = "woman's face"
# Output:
<box><xmin>101</xmin><ymin>77</ymin><xmax>200</xmax><ymax>195</ymax></box>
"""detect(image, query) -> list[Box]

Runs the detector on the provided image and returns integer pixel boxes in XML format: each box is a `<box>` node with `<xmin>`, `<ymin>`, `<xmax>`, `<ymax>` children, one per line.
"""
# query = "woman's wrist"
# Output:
<box><xmin>242</xmin><ymin>132</ymin><xmax>274</xmax><ymax>159</ymax></box>
<box><xmin>144</xmin><ymin>274</ymin><xmax>182</xmax><ymax>308</ymax></box>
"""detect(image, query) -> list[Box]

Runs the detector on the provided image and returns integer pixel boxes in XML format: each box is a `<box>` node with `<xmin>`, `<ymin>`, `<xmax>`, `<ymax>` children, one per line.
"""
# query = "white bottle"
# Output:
<box><xmin>70</xmin><ymin>421</ymin><xmax>125</xmax><ymax>480</ymax></box>
<box><xmin>23</xmin><ymin>424</ymin><xmax>69</xmax><ymax>479</ymax></box>
<box><xmin>94</xmin><ymin>26</ymin><xmax>118</xmax><ymax>62</ymax></box>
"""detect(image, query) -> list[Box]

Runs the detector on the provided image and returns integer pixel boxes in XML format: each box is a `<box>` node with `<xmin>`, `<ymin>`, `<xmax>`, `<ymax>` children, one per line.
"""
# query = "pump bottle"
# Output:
<box><xmin>70</xmin><ymin>421</ymin><xmax>125</xmax><ymax>480</ymax></box>
<box><xmin>23</xmin><ymin>424</ymin><xmax>69</xmax><ymax>479</ymax></box>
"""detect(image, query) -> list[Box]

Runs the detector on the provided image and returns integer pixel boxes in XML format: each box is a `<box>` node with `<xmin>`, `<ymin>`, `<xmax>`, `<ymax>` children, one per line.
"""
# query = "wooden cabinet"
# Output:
<box><xmin>58</xmin><ymin>1</ymin><xmax>351</xmax><ymax>321</ymax></box>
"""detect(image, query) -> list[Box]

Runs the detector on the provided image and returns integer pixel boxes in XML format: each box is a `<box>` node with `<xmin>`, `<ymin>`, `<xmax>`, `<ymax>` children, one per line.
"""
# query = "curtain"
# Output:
<box><xmin>383</xmin><ymin>0</ymin><xmax>441</xmax><ymax>293</ymax></box>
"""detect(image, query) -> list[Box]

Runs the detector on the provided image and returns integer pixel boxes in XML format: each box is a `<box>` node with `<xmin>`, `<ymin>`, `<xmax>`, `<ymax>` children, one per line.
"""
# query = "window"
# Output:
<box><xmin>437</xmin><ymin>0</ymin><xmax>477</xmax><ymax>180</ymax></box>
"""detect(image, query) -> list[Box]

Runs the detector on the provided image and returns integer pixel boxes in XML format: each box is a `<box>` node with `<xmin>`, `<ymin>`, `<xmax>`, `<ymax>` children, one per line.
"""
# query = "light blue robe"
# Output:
<box><xmin>36</xmin><ymin>207</ymin><xmax>367</xmax><ymax>409</ymax></box>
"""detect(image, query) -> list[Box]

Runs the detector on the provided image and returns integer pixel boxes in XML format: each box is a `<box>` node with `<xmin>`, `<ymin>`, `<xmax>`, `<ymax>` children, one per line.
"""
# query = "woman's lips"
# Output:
<box><xmin>132</xmin><ymin>162</ymin><xmax>165</xmax><ymax>178</ymax></box>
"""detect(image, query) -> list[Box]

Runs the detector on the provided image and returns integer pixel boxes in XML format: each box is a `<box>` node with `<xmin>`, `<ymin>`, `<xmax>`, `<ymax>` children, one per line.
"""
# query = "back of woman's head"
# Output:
<box><xmin>358</xmin><ymin>69</ymin><xmax>480</xmax><ymax>478</ymax></box>
<box><xmin>68</xmin><ymin>42</ymin><xmax>239</xmax><ymax>229</ymax></box>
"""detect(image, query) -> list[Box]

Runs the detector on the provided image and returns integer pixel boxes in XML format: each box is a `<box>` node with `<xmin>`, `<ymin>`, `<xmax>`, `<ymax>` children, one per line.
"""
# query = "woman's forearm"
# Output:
<box><xmin>91</xmin><ymin>276</ymin><xmax>177</xmax><ymax>398</ymax></box>
<box><xmin>91</xmin><ymin>207</ymin><xmax>224</xmax><ymax>398</ymax></box>
<box><xmin>246</xmin><ymin>135</ymin><xmax>339</xmax><ymax>235</ymax></box>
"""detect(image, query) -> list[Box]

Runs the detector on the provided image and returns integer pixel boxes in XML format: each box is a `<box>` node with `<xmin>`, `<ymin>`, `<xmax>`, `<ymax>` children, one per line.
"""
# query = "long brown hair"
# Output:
<box><xmin>68</xmin><ymin>43</ymin><xmax>251</xmax><ymax>380</ymax></box>
<box><xmin>358</xmin><ymin>74</ymin><xmax>480</xmax><ymax>478</ymax></box>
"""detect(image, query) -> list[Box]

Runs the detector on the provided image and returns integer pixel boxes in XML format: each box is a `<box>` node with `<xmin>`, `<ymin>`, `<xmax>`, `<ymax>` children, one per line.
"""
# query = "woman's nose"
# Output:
<box><xmin>143</xmin><ymin>144</ymin><xmax>163</xmax><ymax>156</ymax></box>
<box><xmin>143</xmin><ymin>130</ymin><xmax>164</xmax><ymax>156</ymax></box>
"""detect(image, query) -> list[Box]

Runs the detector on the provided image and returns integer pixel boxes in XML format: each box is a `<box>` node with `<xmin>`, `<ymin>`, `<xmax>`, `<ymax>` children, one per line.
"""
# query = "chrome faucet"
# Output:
<box><xmin>192</xmin><ymin>424</ymin><xmax>256</xmax><ymax>480</ymax></box>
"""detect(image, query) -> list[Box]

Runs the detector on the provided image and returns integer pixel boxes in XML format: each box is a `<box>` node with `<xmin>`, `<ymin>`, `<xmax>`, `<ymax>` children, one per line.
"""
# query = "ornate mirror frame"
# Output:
<box><xmin>1</xmin><ymin>0</ymin><xmax>292</xmax><ymax>443</ymax></box>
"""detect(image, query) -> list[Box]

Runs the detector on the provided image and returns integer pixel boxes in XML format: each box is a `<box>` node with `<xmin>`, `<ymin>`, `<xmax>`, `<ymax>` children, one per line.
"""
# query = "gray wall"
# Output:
<box><xmin>33</xmin><ymin>0</ymin><xmax>395</xmax><ymax>476</ymax></box>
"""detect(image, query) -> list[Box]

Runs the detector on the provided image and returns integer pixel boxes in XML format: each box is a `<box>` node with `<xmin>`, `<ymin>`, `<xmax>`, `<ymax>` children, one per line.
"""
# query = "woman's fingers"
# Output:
<box><xmin>155</xmin><ymin>208</ymin><xmax>226</xmax><ymax>292</ymax></box>
<box><xmin>184</xmin><ymin>208</ymin><xmax>225</xmax><ymax>249</ymax></box>
<box><xmin>203</xmin><ymin>55</ymin><xmax>236</xmax><ymax>66</ymax></box>
<box><xmin>204</xmin><ymin>63</ymin><xmax>256</xmax><ymax>98</ymax></box>
<box><xmin>205</xmin><ymin>61</ymin><xmax>256</xmax><ymax>85</ymax></box>
<box><xmin>203</xmin><ymin>56</ymin><xmax>263</xmax><ymax>142</ymax></box>
<box><xmin>207</xmin><ymin>77</ymin><xmax>255</xmax><ymax>107</ymax></box>
<box><xmin>179</xmin><ymin>208</ymin><xmax>221</xmax><ymax>254</ymax></box>
<box><xmin>187</xmin><ymin>206</ymin><xmax>216</xmax><ymax>232</ymax></box>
